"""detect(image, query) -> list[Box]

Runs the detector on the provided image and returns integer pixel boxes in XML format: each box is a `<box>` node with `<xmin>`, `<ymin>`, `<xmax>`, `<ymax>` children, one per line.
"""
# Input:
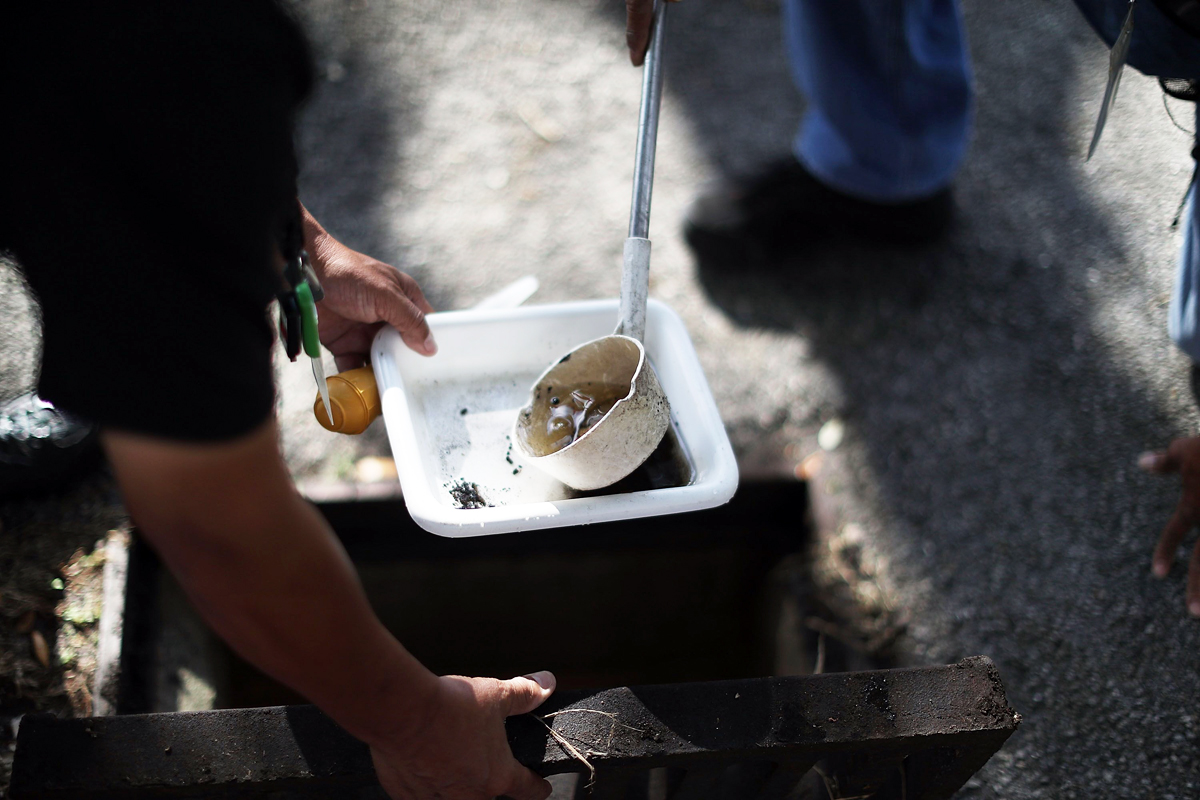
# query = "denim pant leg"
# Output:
<box><xmin>1170</xmin><ymin>103</ymin><xmax>1200</xmax><ymax>363</ymax></box>
<box><xmin>783</xmin><ymin>0</ymin><xmax>973</xmax><ymax>203</ymax></box>
<box><xmin>1169</xmin><ymin>177</ymin><xmax>1200</xmax><ymax>361</ymax></box>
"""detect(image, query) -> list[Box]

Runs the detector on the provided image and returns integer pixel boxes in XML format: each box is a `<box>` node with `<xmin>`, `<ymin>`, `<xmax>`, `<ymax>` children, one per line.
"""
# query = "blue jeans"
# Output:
<box><xmin>784</xmin><ymin>0</ymin><xmax>972</xmax><ymax>203</ymax></box>
<box><xmin>785</xmin><ymin>0</ymin><xmax>1200</xmax><ymax>359</ymax></box>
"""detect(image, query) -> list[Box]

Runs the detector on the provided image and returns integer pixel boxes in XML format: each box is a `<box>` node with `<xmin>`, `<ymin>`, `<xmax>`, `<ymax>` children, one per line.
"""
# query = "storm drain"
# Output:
<box><xmin>10</xmin><ymin>480</ymin><xmax>1019</xmax><ymax>797</ymax></box>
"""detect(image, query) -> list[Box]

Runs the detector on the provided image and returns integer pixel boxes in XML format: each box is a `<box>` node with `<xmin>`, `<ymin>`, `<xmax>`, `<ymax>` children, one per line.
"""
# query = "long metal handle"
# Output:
<box><xmin>628</xmin><ymin>1</ymin><xmax>667</xmax><ymax>239</ymax></box>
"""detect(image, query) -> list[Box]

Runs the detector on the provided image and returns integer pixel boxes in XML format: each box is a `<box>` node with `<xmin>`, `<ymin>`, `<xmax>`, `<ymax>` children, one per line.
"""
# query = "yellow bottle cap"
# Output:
<box><xmin>314</xmin><ymin>366</ymin><xmax>381</xmax><ymax>435</ymax></box>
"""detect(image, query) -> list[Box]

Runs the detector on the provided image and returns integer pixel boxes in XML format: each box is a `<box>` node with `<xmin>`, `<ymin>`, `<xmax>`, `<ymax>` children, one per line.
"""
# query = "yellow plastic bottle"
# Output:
<box><xmin>313</xmin><ymin>366</ymin><xmax>381</xmax><ymax>434</ymax></box>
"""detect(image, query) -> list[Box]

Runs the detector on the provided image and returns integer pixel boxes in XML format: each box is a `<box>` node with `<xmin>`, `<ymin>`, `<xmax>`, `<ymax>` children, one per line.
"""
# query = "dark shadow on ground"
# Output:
<box><xmin>589</xmin><ymin>0</ymin><xmax>1200</xmax><ymax>796</ymax></box>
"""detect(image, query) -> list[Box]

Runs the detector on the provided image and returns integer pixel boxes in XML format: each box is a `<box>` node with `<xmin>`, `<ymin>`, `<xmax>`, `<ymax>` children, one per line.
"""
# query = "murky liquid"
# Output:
<box><xmin>519</xmin><ymin>382</ymin><xmax>629</xmax><ymax>455</ymax></box>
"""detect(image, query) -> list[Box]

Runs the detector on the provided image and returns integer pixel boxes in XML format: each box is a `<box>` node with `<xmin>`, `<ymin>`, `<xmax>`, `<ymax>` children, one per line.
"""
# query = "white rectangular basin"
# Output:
<box><xmin>371</xmin><ymin>299</ymin><xmax>738</xmax><ymax>536</ymax></box>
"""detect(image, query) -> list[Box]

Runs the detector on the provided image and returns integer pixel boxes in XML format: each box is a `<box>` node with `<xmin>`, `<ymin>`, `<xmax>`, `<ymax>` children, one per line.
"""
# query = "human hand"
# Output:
<box><xmin>301</xmin><ymin>207</ymin><xmax>437</xmax><ymax>369</ymax></box>
<box><xmin>1139</xmin><ymin>437</ymin><xmax>1200</xmax><ymax>617</ymax></box>
<box><xmin>370</xmin><ymin>671</ymin><xmax>556</xmax><ymax>800</ymax></box>
<box><xmin>625</xmin><ymin>0</ymin><xmax>681</xmax><ymax>66</ymax></box>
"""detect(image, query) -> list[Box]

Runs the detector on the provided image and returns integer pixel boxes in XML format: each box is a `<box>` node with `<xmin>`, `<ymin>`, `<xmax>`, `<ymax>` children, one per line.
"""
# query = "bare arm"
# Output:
<box><xmin>103</xmin><ymin>422</ymin><xmax>554</xmax><ymax>799</ymax></box>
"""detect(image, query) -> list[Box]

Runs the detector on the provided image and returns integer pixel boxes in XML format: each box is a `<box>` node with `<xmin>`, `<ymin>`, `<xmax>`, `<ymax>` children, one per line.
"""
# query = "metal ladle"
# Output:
<box><xmin>513</xmin><ymin>0</ymin><xmax>671</xmax><ymax>491</ymax></box>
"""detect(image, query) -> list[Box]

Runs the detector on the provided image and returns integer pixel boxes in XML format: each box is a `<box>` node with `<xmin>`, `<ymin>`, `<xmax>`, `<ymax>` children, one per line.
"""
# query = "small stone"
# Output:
<box><xmin>484</xmin><ymin>167</ymin><xmax>510</xmax><ymax>190</ymax></box>
<box><xmin>817</xmin><ymin>418</ymin><xmax>845</xmax><ymax>451</ymax></box>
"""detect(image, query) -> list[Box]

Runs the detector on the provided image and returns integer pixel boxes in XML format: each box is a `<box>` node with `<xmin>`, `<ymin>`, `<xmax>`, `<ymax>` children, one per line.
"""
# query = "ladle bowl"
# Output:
<box><xmin>513</xmin><ymin>334</ymin><xmax>669</xmax><ymax>491</ymax></box>
<box><xmin>514</xmin><ymin>1</ymin><xmax>672</xmax><ymax>492</ymax></box>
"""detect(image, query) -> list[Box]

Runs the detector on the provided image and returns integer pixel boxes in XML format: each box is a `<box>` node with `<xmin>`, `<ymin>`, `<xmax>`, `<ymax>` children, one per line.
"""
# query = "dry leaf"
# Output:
<box><xmin>31</xmin><ymin>630</ymin><xmax>50</xmax><ymax>668</ymax></box>
<box><xmin>795</xmin><ymin>452</ymin><xmax>824</xmax><ymax>480</ymax></box>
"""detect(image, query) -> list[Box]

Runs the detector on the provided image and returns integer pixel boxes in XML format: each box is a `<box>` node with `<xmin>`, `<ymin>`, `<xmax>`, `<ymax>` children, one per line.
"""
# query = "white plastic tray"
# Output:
<box><xmin>371</xmin><ymin>299</ymin><xmax>738</xmax><ymax>536</ymax></box>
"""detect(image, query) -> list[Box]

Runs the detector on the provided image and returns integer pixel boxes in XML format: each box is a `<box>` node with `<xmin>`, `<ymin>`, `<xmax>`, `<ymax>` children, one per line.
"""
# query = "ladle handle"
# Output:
<box><xmin>618</xmin><ymin>0</ymin><xmax>667</xmax><ymax>343</ymax></box>
<box><xmin>629</xmin><ymin>0</ymin><xmax>667</xmax><ymax>240</ymax></box>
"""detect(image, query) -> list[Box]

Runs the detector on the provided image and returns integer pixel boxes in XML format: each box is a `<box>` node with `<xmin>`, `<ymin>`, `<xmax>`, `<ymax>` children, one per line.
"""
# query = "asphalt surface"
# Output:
<box><xmin>3</xmin><ymin>0</ymin><xmax>1200</xmax><ymax>796</ymax></box>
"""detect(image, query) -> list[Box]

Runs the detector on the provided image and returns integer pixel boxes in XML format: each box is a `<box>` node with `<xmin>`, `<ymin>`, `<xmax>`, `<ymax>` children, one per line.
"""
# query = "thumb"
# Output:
<box><xmin>505</xmin><ymin>671</ymin><xmax>556</xmax><ymax>717</ymax></box>
<box><xmin>1140</xmin><ymin>450</ymin><xmax>1179</xmax><ymax>474</ymax></box>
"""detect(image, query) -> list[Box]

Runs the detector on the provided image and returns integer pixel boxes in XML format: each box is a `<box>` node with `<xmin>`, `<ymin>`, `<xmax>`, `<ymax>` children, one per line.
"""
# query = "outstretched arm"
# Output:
<box><xmin>103</xmin><ymin>421</ymin><xmax>555</xmax><ymax>800</ymax></box>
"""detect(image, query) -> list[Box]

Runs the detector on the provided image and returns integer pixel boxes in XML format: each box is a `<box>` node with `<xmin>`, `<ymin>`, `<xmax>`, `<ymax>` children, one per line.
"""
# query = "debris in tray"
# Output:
<box><xmin>503</xmin><ymin>437</ymin><xmax>524</xmax><ymax>476</ymax></box>
<box><xmin>447</xmin><ymin>479</ymin><xmax>492</xmax><ymax>509</ymax></box>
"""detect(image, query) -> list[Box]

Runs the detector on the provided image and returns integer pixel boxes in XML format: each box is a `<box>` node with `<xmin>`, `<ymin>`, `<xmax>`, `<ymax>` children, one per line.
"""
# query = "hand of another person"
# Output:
<box><xmin>301</xmin><ymin>207</ymin><xmax>437</xmax><ymax>370</ymax></box>
<box><xmin>371</xmin><ymin>672</ymin><xmax>556</xmax><ymax>800</ymax></box>
<box><xmin>1139</xmin><ymin>437</ymin><xmax>1200</xmax><ymax>617</ymax></box>
<box><xmin>625</xmin><ymin>0</ymin><xmax>681</xmax><ymax>66</ymax></box>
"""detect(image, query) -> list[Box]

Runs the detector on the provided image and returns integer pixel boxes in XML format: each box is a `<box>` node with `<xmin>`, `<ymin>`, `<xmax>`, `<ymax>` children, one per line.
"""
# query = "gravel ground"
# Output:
<box><xmin>4</xmin><ymin>0</ymin><xmax>1200</xmax><ymax>796</ymax></box>
<box><xmin>281</xmin><ymin>0</ymin><xmax>1200</xmax><ymax>795</ymax></box>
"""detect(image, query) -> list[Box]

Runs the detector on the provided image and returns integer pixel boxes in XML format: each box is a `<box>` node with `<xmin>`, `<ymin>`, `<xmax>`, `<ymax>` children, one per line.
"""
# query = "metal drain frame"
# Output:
<box><xmin>12</xmin><ymin>657</ymin><xmax>1018</xmax><ymax>799</ymax></box>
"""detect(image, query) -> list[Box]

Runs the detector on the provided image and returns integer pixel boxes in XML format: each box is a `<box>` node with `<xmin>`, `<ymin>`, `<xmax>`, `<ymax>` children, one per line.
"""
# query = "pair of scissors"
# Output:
<box><xmin>279</xmin><ymin>252</ymin><xmax>334</xmax><ymax>426</ymax></box>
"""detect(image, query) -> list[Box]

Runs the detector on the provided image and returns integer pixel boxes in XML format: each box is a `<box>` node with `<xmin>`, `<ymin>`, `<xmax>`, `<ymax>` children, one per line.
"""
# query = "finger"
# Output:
<box><xmin>501</xmin><ymin>763</ymin><xmax>553</xmax><ymax>800</ymax></box>
<box><xmin>1153</xmin><ymin>506</ymin><xmax>1195</xmax><ymax>577</ymax></box>
<box><xmin>1188</xmin><ymin>544</ymin><xmax>1200</xmax><ymax>618</ymax></box>
<box><xmin>504</xmin><ymin>671</ymin><xmax>556</xmax><ymax>717</ymax></box>
<box><xmin>626</xmin><ymin>0</ymin><xmax>653</xmax><ymax>66</ymax></box>
<box><xmin>375</xmin><ymin>287</ymin><xmax>437</xmax><ymax>357</ymax></box>
<box><xmin>1141</xmin><ymin>446</ymin><xmax>1184</xmax><ymax>474</ymax></box>
<box><xmin>396</xmin><ymin>272</ymin><xmax>436</xmax><ymax>316</ymax></box>
<box><xmin>335</xmin><ymin>353</ymin><xmax>367</xmax><ymax>372</ymax></box>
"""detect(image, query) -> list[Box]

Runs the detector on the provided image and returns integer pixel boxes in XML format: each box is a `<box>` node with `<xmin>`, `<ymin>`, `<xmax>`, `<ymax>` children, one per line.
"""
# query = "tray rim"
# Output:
<box><xmin>371</xmin><ymin>298</ymin><xmax>738</xmax><ymax>537</ymax></box>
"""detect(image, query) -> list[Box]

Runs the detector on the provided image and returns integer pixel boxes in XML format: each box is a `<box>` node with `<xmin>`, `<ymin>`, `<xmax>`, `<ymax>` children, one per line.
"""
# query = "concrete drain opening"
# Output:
<box><xmin>123</xmin><ymin>482</ymin><xmax>813</xmax><ymax>712</ymax></box>
<box><xmin>11</xmin><ymin>481</ymin><xmax>1019</xmax><ymax>798</ymax></box>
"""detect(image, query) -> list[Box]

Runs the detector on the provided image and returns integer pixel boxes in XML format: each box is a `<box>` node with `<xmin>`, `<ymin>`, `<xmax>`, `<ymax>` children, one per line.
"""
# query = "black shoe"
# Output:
<box><xmin>0</xmin><ymin>394</ymin><xmax>101</xmax><ymax>498</ymax></box>
<box><xmin>684</xmin><ymin>158</ymin><xmax>953</xmax><ymax>258</ymax></box>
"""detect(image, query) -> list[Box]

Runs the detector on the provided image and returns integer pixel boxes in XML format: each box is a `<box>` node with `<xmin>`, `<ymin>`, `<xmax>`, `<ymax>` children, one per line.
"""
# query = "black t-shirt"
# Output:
<box><xmin>0</xmin><ymin>2</ymin><xmax>314</xmax><ymax>441</ymax></box>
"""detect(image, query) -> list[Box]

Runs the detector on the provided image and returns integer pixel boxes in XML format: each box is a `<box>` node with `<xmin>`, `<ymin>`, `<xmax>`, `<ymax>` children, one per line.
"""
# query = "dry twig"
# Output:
<box><xmin>533</xmin><ymin>715</ymin><xmax>596</xmax><ymax>788</ymax></box>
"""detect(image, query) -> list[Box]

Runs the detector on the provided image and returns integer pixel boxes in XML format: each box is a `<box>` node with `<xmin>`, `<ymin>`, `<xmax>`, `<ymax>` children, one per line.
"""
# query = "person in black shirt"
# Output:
<box><xmin>0</xmin><ymin>3</ymin><xmax>673</xmax><ymax>799</ymax></box>
<box><xmin>1</xmin><ymin>3</ymin><xmax>671</xmax><ymax>797</ymax></box>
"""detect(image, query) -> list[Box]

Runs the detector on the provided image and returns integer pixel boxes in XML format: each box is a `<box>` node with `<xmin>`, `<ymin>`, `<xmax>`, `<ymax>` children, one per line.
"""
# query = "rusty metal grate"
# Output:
<box><xmin>11</xmin><ymin>657</ymin><xmax>1017</xmax><ymax>800</ymax></box>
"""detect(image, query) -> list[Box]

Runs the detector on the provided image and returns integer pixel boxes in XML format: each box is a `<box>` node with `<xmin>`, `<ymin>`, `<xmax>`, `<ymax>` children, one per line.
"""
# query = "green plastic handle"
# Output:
<box><xmin>295</xmin><ymin>282</ymin><xmax>321</xmax><ymax>359</ymax></box>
